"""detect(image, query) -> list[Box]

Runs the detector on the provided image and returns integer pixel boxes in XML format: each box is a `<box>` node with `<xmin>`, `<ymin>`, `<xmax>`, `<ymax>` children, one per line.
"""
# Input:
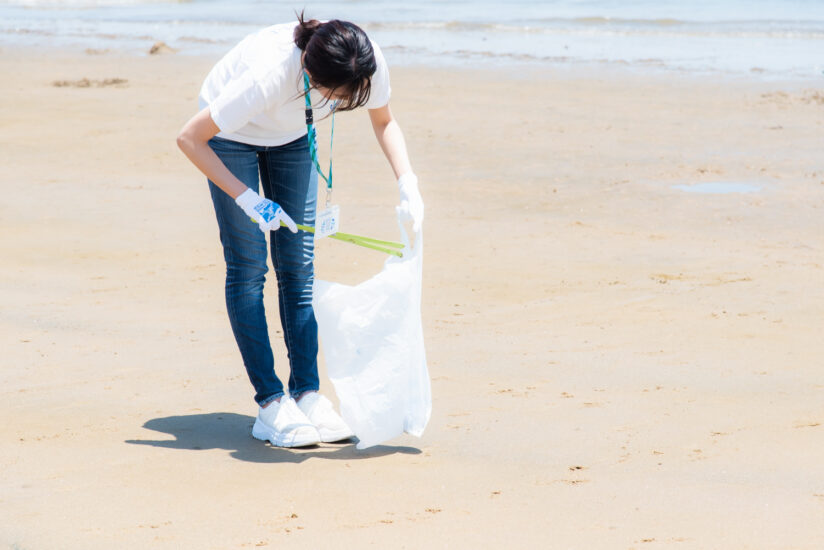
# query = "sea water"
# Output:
<box><xmin>1</xmin><ymin>0</ymin><xmax>823</xmax><ymax>79</ymax></box>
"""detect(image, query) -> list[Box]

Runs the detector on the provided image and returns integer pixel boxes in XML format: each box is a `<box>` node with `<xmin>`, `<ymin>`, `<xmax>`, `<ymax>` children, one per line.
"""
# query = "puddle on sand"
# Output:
<box><xmin>672</xmin><ymin>182</ymin><xmax>762</xmax><ymax>194</ymax></box>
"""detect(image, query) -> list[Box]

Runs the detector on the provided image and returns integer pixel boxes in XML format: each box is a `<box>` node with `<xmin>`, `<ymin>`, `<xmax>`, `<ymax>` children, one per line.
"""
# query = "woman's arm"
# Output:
<box><xmin>369</xmin><ymin>104</ymin><xmax>412</xmax><ymax>179</ymax></box>
<box><xmin>176</xmin><ymin>107</ymin><xmax>249</xmax><ymax>199</ymax></box>
<box><xmin>369</xmin><ymin>104</ymin><xmax>423</xmax><ymax>231</ymax></box>
<box><xmin>176</xmin><ymin>107</ymin><xmax>297</xmax><ymax>232</ymax></box>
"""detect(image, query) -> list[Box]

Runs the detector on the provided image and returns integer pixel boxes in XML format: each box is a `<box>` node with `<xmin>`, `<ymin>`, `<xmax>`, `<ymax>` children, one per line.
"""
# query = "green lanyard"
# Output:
<box><xmin>303</xmin><ymin>71</ymin><xmax>335</xmax><ymax>206</ymax></box>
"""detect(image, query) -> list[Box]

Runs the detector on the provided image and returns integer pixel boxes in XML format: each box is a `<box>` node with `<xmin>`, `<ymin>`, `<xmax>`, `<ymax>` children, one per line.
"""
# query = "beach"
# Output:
<box><xmin>1</xmin><ymin>44</ymin><xmax>823</xmax><ymax>548</ymax></box>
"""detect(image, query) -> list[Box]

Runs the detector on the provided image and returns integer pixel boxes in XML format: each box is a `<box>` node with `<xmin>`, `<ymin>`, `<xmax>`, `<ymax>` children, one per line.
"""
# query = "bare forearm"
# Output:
<box><xmin>176</xmin><ymin>106</ymin><xmax>248</xmax><ymax>199</ymax></box>
<box><xmin>177</xmin><ymin>136</ymin><xmax>248</xmax><ymax>199</ymax></box>
<box><xmin>367</xmin><ymin>104</ymin><xmax>424</xmax><ymax>229</ymax></box>
<box><xmin>372</xmin><ymin>117</ymin><xmax>412</xmax><ymax>179</ymax></box>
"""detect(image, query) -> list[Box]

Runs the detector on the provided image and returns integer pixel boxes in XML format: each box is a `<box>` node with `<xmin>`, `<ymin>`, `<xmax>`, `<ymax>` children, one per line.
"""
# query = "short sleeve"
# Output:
<box><xmin>365</xmin><ymin>42</ymin><xmax>391</xmax><ymax>109</ymax></box>
<box><xmin>208</xmin><ymin>71</ymin><xmax>268</xmax><ymax>134</ymax></box>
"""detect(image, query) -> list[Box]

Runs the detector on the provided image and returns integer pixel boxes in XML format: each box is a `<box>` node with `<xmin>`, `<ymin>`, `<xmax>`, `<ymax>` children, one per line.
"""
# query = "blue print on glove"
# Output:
<box><xmin>253</xmin><ymin>200</ymin><xmax>279</xmax><ymax>223</ymax></box>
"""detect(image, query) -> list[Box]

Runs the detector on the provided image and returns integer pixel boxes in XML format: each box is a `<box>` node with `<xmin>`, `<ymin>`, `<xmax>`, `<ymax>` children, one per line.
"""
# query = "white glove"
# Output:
<box><xmin>235</xmin><ymin>188</ymin><xmax>298</xmax><ymax>234</ymax></box>
<box><xmin>397</xmin><ymin>172</ymin><xmax>424</xmax><ymax>232</ymax></box>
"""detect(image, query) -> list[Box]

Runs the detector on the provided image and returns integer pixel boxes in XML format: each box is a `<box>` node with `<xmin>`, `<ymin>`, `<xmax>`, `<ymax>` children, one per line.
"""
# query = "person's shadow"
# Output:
<box><xmin>125</xmin><ymin>412</ymin><xmax>421</xmax><ymax>463</ymax></box>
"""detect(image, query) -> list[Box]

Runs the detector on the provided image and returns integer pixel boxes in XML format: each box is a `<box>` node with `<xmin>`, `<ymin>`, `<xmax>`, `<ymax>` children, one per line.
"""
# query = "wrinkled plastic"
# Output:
<box><xmin>312</xmin><ymin>217</ymin><xmax>430</xmax><ymax>449</ymax></box>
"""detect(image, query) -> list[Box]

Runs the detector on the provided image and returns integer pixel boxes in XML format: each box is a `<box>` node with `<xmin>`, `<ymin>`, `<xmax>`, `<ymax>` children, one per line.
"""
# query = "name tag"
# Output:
<box><xmin>315</xmin><ymin>204</ymin><xmax>340</xmax><ymax>240</ymax></box>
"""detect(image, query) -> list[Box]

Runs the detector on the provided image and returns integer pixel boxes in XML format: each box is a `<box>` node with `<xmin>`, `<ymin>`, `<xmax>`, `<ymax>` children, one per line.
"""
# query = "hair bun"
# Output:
<box><xmin>294</xmin><ymin>10</ymin><xmax>322</xmax><ymax>50</ymax></box>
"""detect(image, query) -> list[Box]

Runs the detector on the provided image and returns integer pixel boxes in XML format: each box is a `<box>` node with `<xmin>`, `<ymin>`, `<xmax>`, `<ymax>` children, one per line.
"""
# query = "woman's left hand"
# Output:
<box><xmin>397</xmin><ymin>172</ymin><xmax>424</xmax><ymax>232</ymax></box>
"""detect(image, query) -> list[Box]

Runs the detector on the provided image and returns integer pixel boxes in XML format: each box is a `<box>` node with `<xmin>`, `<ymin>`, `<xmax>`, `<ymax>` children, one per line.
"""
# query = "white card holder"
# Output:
<box><xmin>315</xmin><ymin>204</ymin><xmax>340</xmax><ymax>240</ymax></box>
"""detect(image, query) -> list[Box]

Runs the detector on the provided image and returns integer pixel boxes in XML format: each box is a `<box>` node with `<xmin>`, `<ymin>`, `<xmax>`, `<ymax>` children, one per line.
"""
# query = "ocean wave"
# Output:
<box><xmin>378</xmin><ymin>41</ymin><xmax>821</xmax><ymax>79</ymax></box>
<box><xmin>0</xmin><ymin>0</ymin><xmax>185</xmax><ymax>6</ymax></box>
<box><xmin>363</xmin><ymin>19</ymin><xmax>824</xmax><ymax>40</ymax></box>
<box><xmin>176</xmin><ymin>35</ymin><xmax>228</xmax><ymax>44</ymax></box>
<box><xmin>0</xmin><ymin>25</ymin><xmax>153</xmax><ymax>41</ymax></box>
<box><xmin>382</xmin><ymin>43</ymin><xmax>573</xmax><ymax>64</ymax></box>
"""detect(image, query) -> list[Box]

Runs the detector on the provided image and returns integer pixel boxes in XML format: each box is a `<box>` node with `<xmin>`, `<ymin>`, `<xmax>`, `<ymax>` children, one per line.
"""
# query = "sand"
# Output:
<box><xmin>1</xmin><ymin>49</ymin><xmax>823</xmax><ymax>549</ymax></box>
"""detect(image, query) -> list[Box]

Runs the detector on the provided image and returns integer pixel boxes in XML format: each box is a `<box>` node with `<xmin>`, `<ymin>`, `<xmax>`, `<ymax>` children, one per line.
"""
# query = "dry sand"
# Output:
<box><xmin>1</xmin><ymin>49</ymin><xmax>823</xmax><ymax>548</ymax></box>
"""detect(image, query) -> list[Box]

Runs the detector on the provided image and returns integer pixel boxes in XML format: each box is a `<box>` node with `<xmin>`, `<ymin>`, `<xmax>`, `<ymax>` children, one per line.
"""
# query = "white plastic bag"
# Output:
<box><xmin>312</xmin><ymin>218</ymin><xmax>431</xmax><ymax>449</ymax></box>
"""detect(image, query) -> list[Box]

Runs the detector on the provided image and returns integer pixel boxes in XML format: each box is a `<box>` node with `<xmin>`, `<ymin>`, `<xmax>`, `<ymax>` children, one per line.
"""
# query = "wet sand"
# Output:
<box><xmin>1</xmin><ymin>50</ymin><xmax>823</xmax><ymax>548</ymax></box>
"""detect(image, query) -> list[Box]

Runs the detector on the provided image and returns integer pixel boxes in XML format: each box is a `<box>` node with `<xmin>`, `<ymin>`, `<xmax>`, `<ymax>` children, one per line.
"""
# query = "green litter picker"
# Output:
<box><xmin>283</xmin><ymin>221</ymin><xmax>405</xmax><ymax>258</ymax></box>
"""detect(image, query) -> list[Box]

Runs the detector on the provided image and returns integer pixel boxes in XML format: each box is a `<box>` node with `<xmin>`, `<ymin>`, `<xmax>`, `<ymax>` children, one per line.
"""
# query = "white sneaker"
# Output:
<box><xmin>251</xmin><ymin>397</ymin><xmax>321</xmax><ymax>448</ymax></box>
<box><xmin>297</xmin><ymin>392</ymin><xmax>355</xmax><ymax>443</ymax></box>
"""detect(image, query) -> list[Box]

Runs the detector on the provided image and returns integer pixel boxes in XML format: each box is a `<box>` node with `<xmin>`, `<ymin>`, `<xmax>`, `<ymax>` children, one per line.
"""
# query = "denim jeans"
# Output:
<box><xmin>207</xmin><ymin>135</ymin><xmax>318</xmax><ymax>406</ymax></box>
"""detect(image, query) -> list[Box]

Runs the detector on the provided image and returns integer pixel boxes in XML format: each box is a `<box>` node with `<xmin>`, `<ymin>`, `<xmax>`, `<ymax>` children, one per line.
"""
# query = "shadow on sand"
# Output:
<box><xmin>125</xmin><ymin>412</ymin><xmax>421</xmax><ymax>463</ymax></box>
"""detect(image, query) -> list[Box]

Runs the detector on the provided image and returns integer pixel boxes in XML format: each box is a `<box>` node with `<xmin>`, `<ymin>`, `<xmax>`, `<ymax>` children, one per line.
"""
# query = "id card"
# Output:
<box><xmin>315</xmin><ymin>204</ymin><xmax>340</xmax><ymax>239</ymax></box>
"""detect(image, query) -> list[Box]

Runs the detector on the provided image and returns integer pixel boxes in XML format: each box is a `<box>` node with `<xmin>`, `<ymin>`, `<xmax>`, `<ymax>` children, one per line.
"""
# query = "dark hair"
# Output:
<box><xmin>294</xmin><ymin>11</ymin><xmax>376</xmax><ymax>112</ymax></box>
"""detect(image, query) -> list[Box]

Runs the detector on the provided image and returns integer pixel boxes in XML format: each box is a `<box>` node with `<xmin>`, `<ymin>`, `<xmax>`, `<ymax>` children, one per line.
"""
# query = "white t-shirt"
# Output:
<box><xmin>198</xmin><ymin>22</ymin><xmax>391</xmax><ymax>147</ymax></box>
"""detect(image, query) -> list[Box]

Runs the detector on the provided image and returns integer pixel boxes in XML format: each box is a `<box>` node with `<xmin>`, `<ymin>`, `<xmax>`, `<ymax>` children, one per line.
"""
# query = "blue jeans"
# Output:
<box><xmin>207</xmin><ymin>135</ymin><xmax>318</xmax><ymax>406</ymax></box>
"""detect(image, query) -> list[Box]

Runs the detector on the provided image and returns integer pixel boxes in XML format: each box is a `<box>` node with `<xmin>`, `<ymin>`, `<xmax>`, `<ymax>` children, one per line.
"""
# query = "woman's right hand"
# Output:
<box><xmin>235</xmin><ymin>188</ymin><xmax>298</xmax><ymax>234</ymax></box>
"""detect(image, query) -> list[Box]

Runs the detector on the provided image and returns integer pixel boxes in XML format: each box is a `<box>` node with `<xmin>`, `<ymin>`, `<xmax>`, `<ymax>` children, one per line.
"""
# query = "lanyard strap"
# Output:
<box><xmin>303</xmin><ymin>71</ymin><xmax>335</xmax><ymax>206</ymax></box>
